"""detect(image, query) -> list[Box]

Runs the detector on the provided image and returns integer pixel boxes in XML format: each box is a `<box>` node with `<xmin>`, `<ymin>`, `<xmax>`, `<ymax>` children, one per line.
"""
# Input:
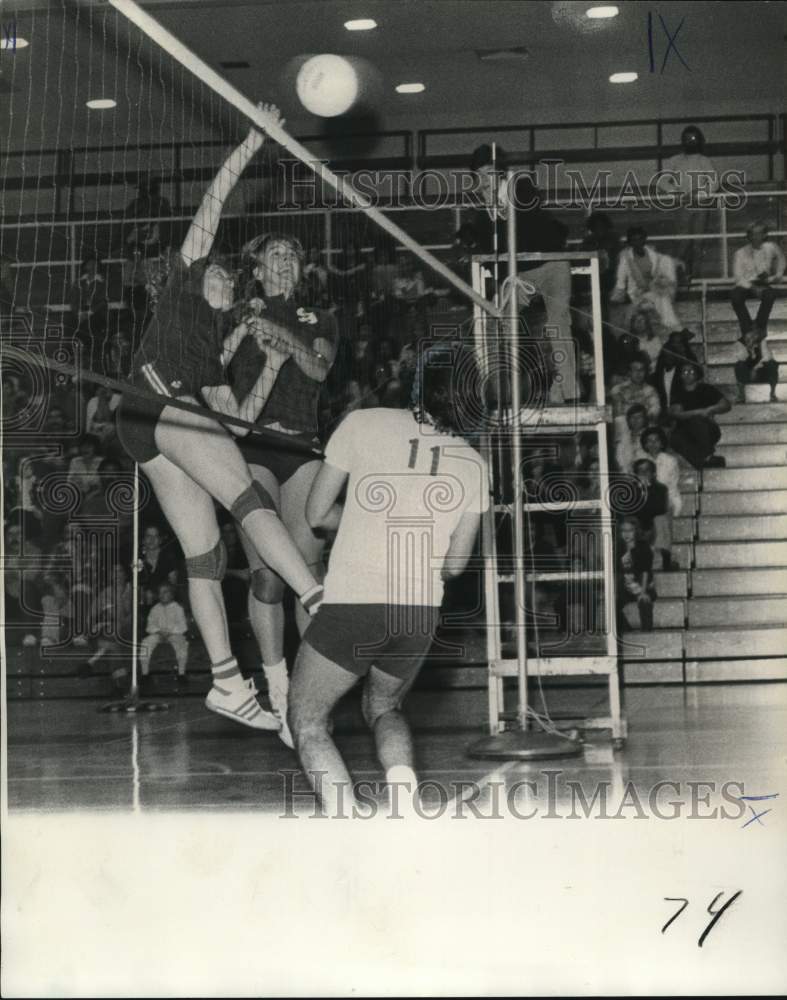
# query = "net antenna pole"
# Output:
<box><xmin>107</xmin><ymin>0</ymin><xmax>500</xmax><ymax>320</ymax></box>
<box><xmin>100</xmin><ymin>463</ymin><xmax>169</xmax><ymax>714</ymax></box>
<box><xmin>468</xmin><ymin>170</ymin><xmax>582</xmax><ymax>761</ymax></box>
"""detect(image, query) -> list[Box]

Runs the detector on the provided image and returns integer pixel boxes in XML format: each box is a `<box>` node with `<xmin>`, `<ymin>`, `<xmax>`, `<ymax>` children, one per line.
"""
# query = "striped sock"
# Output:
<box><xmin>211</xmin><ymin>657</ymin><xmax>242</xmax><ymax>690</ymax></box>
<box><xmin>300</xmin><ymin>584</ymin><xmax>324</xmax><ymax>617</ymax></box>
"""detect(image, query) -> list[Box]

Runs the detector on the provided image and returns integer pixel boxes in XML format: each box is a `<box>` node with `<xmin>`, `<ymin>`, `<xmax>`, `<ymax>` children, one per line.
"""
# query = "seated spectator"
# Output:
<box><xmin>650</xmin><ymin>329</ymin><xmax>698</xmax><ymax>412</ymax></box>
<box><xmin>629</xmin><ymin>308</ymin><xmax>663</xmax><ymax>370</ymax></box>
<box><xmin>616</xmin><ymin>516</ymin><xmax>656</xmax><ymax>632</ymax></box>
<box><xmin>614</xmin><ymin>403</ymin><xmax>649</xmax><ymax>472</ymax></box>
<box><xmin>4</xmin><ymin>521</ymin><xmax>43</xmax><ymax>648</ymax></box>
<box><xmin>80</xmin><ymin>563</ymin><xmax>133</xmax><ymax>685</ymax></box>
<box><xmin>733</xmin><ymin>327</ymin><xmax>780</xmax><ymax>403</ymax></box>
<box><xmin>633</xmin><ymin>456</ymin><xmax>674</xmax><ymax>571</ymax></box>
<box><xmin>669</xmin><ymin>362</ymin><xmax>731</xmax><ymax>469</ymax></box>
<box><xmin>730</xmin><ymin>222</ymin><xmax>786</xmax><ymax>337</ymax></box>
<box><xmin>85</xmin><ymin>385</ymin><xmax>121</xmax><ymax>443</ymax></box>
<box><xmin>40</xmin><ymin>572</ymin><xmax>70</xmax><ymax>648</ymax></box>
<box><xmin>457</xmin><ymin>143</ymin><xmax>577</xmax><ymax>403</ymax></box>
<box><xmin>139</xmin><ymin>582</ymin><xmax>190</xmax><ymax>690</ymax></box>
<box><xmin>611</xmin><ymin>226</ymin><xmax>682</xmax><ymax>334</ymax></box>
<box><xmin>138</xmin><ymin>523</ymin><xmax>182</xmax><ymax>620</ymax></box>
<box><xmin>659</xmin><ymin>125</ymin><xmax>718</xmax><ymax>282</ymax></box>
<box><xmin>67</xmin><ymin>435</ymin><xmax>104</xmax><ymax>496</ymax></box>
<box><xmin>609</xmin><ymin>352</ymin><xmax>661</xmax><ymax>422</ymax></box>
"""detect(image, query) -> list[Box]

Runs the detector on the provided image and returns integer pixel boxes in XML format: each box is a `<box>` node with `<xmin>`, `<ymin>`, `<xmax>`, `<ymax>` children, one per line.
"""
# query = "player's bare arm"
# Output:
<box><xmin>305</xmin><ymin>461</ymin><xmax>347</xmax><ymax>532</ymax></box>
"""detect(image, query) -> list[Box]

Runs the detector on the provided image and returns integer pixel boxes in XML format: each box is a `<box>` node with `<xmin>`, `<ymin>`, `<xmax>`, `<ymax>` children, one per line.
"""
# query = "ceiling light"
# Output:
<box><xmin>609</xmin><ymin>72</ymin><xmax>637</xmax><ymax>83</ymax></box>
<box><xmin>344</xmin><ymin>19</ymin><xmax>377</xmax><ymax>31</ymax></box>
<box><xmin>586</xmin><ymin>5</ymin><xmax>619</xmax><ymax>18</ymax></box>
<box><xmin>1</xmin><ymin>36</ymin><xmax>29</xmax><ymax>50</ymax></box>
<box><xmin>86</xmin><ymin>98</ymin><xmax>117</xmax><ymax>109</ymax></box>
<box><xmin>396</xmin><ymin>83</ymin><xmax>425</xmax><ymax>94</ymax></box>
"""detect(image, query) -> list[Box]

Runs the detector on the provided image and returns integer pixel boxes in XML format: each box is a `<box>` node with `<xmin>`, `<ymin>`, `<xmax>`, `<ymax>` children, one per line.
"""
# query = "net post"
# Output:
<box><xmin>504</xmin><ymin>171</ymin><xmax>529</xmax><ymax>733</ymax></box>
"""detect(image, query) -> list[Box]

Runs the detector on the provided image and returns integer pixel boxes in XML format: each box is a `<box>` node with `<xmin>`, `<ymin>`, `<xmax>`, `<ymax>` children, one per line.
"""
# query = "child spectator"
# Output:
<box><xmin>139</xmin><ymin>582</ymin><xmax>190</xmax><ymax>689</ymax></box>
<box><xmin>633</xmin><ymin>457</ymin><xmax>674</xmax><ymax>571</ymax></box>
<box><xmin>733</xmin><ymin>327</ymin><xmax>779</xmax><ymax>403</ymax></box>
<box><xmin>616</xmin><ymin>516</ymin><xmax>656</xmax><ymax>632</ymax></box>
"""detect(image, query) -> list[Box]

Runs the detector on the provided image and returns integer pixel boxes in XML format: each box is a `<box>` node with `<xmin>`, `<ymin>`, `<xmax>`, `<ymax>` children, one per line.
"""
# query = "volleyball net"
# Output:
<box><xmin>1</xmin><ymin>0</ymin><xmax>510</xmax><ymax>686</ymax></box>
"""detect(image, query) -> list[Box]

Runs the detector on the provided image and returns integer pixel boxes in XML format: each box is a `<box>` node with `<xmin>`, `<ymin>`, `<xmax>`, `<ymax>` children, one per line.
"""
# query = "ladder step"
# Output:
<box><xmin>491</xmin><ymin>656</ymin><xmax>616</xmax><ymax>677</ymax></box>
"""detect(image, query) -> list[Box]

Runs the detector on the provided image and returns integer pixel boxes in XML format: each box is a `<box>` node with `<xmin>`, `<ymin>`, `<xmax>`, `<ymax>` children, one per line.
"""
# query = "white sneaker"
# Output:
<box><xmin>205</xmin><ymin>677</ymin><xmax>280</xmax><ymax>731</ymax></box>
<box><xmin>268</xmin><ymin>680</ymin><xmax>294</xmax><ymax>749</ymax></box>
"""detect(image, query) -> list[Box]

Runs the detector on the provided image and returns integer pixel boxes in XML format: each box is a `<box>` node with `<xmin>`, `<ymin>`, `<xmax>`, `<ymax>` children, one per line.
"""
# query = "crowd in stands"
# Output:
<box><xmin>2</xmin><ymin>124</ymin><xmax>786</xmax><ymax>673</ymax></box>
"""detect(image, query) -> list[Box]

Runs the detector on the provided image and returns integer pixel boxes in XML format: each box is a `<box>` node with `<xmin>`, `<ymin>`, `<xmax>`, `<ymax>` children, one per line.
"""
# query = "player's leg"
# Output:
<box><xmin>288</xmin><ymin>638</ymin><xmax>359</xmax><ymax>816</ymax></box>
<box><xmin>142</xmin><ymin>452</ymin><xmax>278</xmax><ymax>730</ymax></box>
<box><xmin>362</xmin><ymin>664</ymin><xmax>419</xmax><ymax>779</ymax></box>
<box><xmin>153</xmin><ymin>401</ymin><xmax>322</xmax><ymax>612</ymax></box>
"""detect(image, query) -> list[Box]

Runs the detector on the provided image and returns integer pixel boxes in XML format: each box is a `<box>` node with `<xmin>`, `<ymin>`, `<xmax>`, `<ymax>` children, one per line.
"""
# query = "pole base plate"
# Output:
<box><xmin>468</xmin><ymin>728</ymin><xmax>584</xmax><ymax>761</ymax></box>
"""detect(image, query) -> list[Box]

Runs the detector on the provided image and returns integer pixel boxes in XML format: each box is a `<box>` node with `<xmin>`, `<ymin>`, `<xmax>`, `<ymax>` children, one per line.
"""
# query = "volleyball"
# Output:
<box><xmin>296</xmin><ymin>54</ymin><xmax>359</xmax><ymax>117</ymax></box>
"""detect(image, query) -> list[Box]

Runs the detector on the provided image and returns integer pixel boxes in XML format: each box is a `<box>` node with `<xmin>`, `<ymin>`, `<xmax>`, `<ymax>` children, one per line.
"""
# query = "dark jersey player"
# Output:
<box><xmin>287</xmin><ymin>354</ymin><xmax>489</xmax><ymax>816</ymax></box>
<box><xmin>116</xmin><ymin>105</ymin><xmax>323</xmax><ymax>732</ymax></box>
<box><xmin>225</xmin><ymin>233</ymin><xmax>338</xmax><ymax>747</ymax></box>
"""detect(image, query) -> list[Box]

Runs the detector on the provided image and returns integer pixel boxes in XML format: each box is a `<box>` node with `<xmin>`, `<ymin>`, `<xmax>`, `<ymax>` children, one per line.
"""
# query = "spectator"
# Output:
<box><xmin>650</xmin><ymin>329</ymin><xmax>698</xmax><ymax>413</ymax></box>
<box><xmin>139</xmin><ymin>582</ymin><xmax>190</xmax><ymax>690</ymax></box>
<box><xmin>659</xmin><ymin>125</ymin><xmax>718</xmax><ymax>282</ymax></box>
<box><xmin>122</xmin><ymin>177</ymin><xmax>172</xmax><ymax>336</ymax></box>
<box><xmin>616</xmin><ymin>516</ymin><xmax>656</xmax><ymax>632</ymax></box>
<box><xmin>0</xmin><ymin>254</ymin><xmax>17</xmax><ymax>314</ymax></box>
<box><xmin>67</xmin><ymin>435</ymin><xmax>104</xmax><ymax>496</ymax></box>
<box><xmin>85</xmin><ymin>385</ymin><xmax>121</xmax><ymax>443</ymax></box>
<box><xmin>633</xmin><ymin>457</ymin><xmax>673</xmax><ymax>572</ymax></box>
<box><xmin>611</xmin><ymin>226</ymin><xmax>682</xmax><ymax>334</ymax></box>
<box><xmin>68</xmin><ymin>256</ymin><xmax>108</xmax><ymax>370</ymax></box>
<box><xmin>669</xmin><ymin>361</ymin><xmax>731</xmax><ymax>469</ymax></box>
<box><xmin>457</xmin><ymin>144</ymin><xmax>577</xmax><ymax>403</ymax></box>
<box><xmin>582</xmin><ymin>211</ymin><xmax>621</xmax><ymax>306</ymax></box>
<box><xmin>609</xmin><ymin>352</ymin><xmax>661</xmax><ymax>421</ymax></box>
<box><xmin>640</xmin><ymin>426</ymin><xmax>683</xmax><ymax>569</ymax></box>
<box><xmin>40</xmin><ymin>572</ymin><xmax>70</xmax><ymax>648</ymax></box>
<box><xmin>614</xmin><ymin>403</ymin><xmax>649</xmax><ymax>473</ymax></box>
<box><xmin>138</xmin><ymin>524</ymin><xmax>182</xmax><ymax>617</ymax></box>
<box><xmin>629</xmin><ymin>308</ymin><xmax>662</xmax><ymax>370</ymax></box>
<box><xmin>77</xmin><ymin>564</ymin><xmax>133</xmax><ymax>683</ymax></box>
<box><xmin>733</xmin><ymin>327</ymin><xmax>780</xmax><ymax>403</ymax></box>
<box><xmin>4</xmin><ymin>521</ymin><xmax>43</xmax><ymax>648</ymax></box>
<box><xmin>730</xmin><ymin>223</ymin><xmax>786</xmax><ymax>337</ymax></box>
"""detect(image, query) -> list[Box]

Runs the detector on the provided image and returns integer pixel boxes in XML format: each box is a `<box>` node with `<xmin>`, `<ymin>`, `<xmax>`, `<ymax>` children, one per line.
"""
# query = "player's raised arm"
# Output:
<box><xmin>180</xmin><ymin>103</ymin><xmax>283</xmax><ymax>266</ymax></box>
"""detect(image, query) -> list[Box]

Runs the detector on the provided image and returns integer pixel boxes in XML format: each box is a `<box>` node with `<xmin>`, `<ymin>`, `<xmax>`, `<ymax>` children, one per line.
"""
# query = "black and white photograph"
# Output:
<box><xmin>1</xmin><ymin>0</ymin><xmax>786</xmax><ymax>995</ymax></box>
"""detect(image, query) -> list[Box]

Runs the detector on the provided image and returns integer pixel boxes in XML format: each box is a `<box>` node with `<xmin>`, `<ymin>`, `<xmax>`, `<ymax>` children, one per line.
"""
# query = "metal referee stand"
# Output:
<box><xmin>469</xmin><ymin>180</ymin><xmax>626</xmax><ymax>759</ymax></box>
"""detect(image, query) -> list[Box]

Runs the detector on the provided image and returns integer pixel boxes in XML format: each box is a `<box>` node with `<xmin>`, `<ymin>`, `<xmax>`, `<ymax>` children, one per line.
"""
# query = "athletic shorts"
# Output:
<box><xmin>238</xmin><ymin>430</ymin><xmax>321</xmax><ymax>487</ymax></box>
<box><xmin>303</xmin><ymin>603</ymin><xmax>439</xmax><ymax>680</ymax></box>
<box><xmin>116</xmin><ymin>383</ymin><xmax>166</xmax><ymax>465</ymax></box>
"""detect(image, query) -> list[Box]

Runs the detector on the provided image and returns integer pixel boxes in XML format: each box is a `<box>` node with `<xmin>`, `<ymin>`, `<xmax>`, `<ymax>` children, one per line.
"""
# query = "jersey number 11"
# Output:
<box><xmin>408</xmin><ymin>439</ymin><xmax>440</xmax><ymax>475</ymax></box>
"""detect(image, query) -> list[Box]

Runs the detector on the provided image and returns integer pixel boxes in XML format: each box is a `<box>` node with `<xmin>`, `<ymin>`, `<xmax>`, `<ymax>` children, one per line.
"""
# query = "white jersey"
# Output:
<box><xmin>323</xmin><ymin>408</ymin><xmax>489</xmax><ymax>607</ymax></box>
